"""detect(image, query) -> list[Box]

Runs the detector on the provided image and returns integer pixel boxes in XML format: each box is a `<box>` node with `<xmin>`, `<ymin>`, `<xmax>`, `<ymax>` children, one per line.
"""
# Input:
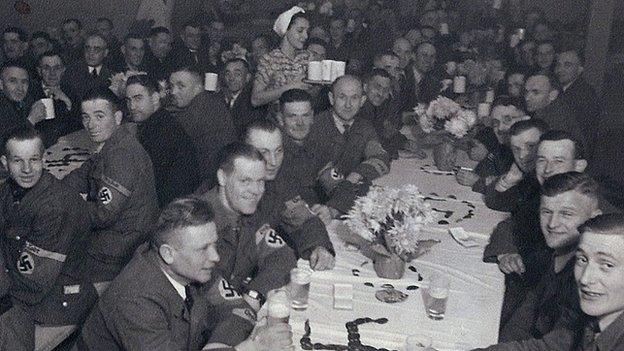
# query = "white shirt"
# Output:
<box><xmin>161</xmin><ymin>268</ymin><xmax>186</xmax><ymax>300</ymax></box>
<box><xmin>332</xmin><ymin>112</ymin><xmax>353</xmax><ymax>134</ymax></box>
<box><xmin>88</xmin><ymin>65</ymin><xmax>102</xmax><ymax>75</ymax></box>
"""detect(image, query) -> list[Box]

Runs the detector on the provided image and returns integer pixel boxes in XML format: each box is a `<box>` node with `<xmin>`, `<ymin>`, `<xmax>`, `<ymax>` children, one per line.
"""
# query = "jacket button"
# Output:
<box><xmin>62</xmin><ymin>302</ymin><xmax>68</xmax><ymax>307</ymax></box>
<box><xmin>15</xmin><ymin>236</ymin><xmax>20</xmax><ymax>240</ymax></box>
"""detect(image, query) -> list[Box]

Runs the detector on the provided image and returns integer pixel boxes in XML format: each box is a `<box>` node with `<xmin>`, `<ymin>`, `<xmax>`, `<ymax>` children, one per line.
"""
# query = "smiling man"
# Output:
<box><xmin>62</xmin><ymin>87</ymin><xmax>157</xmax><ymax>282</ymax></box>
<box><xmin>497</xmin><ymin>172</ymin><xmax>601</xmax><ymax>342</ymax></box>
<box><xmin>195</xmin><ymin>143</ymin><xmax>297</xmax><ymax>312</ymax></box>
<box><xmin>475</xmin><ymin>212</ymin><xmax>624</xmax><ymax>351</ymax></box>
<box><xmin>79</xmin><ymin>197</ymin><xmax>294</xmax><ymax>350</ymax></box>
<box><xmin>243</xmin><ymin>118</ymin><xmax>335</xmax><ymax>271</ymax></box>
<box><xmin>0</xmin><ymin>127</ymin><xmax>96</xmax><ymax>350</ymax></box>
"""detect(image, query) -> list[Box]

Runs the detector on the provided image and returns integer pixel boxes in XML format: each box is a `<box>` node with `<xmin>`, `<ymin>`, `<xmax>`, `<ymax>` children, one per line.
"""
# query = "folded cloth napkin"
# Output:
<box><xmin>449</xmin><ymin>227</ymin><xmax>488</xmax><ymax>248</ymax></box>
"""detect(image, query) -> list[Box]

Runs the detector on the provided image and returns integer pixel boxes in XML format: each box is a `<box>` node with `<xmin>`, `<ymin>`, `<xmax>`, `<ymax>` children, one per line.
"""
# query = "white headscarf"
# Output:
<box><xmin>273</xmin><ymin>6</ymin><xmax>305</xmax><ymax>37</ymax></box>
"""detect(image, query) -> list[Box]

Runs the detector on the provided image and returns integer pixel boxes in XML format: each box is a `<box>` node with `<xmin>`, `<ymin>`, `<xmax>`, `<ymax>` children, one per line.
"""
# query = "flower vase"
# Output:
<box><xmin>433</xmin><ymin>142</ymin><xmax>457</xmax><ymax>171</ymax></box>
<box><xmin>373</xmin><ymin>253</ymin><xmax>406</xmax><ymax>279</ymax></box>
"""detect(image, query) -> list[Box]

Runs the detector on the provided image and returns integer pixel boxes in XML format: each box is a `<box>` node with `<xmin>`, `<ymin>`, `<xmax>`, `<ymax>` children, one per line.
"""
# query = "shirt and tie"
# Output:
<box><xmin>332</xmin><ymin>113</ymin><xmax>353</xmax><ymax>135</ymax></box>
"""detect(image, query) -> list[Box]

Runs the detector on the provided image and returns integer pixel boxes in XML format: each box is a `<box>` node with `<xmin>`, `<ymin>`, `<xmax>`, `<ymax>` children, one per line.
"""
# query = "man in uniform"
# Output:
<box><xmin>169</xmin><ymin>65</ymin><xmax>236</xmax><ymax>188</ymax></box>
<box><xmin>196</xmin><ymin>143</ymin><xmax>297</xmax><ymax>311</ymax></box>
<box><xmin>126</xmin><ymin>74</ymin><xmax>200</xmax><ymax>207</ymax></box>
<box><xmin>306</xmin><ymin>75</ymin><xmax>390</xmax><ymax>212</ymax></box>
<box><xmin>62</xmin><ymin>87</ymin><xmax>158</xmax><ymax>282</ymax></box>
<box><xmin>79</xmin><ymin>196</ymin><xmax>294</xmax><ymax>350</ymax></box>
<box><xmin>474</xmin><ymin>212</ymin><xmax>624</xmax><ymax>350</ymax></box>
<box><xmin>0</xmin><ymin>127</ymin><xmax>97</xmax><ymax>350</ymax></box>
<box><xmin>242</xmin><ymin>118</ymin><xmax>335</xmax><ymax>270</ymax></box>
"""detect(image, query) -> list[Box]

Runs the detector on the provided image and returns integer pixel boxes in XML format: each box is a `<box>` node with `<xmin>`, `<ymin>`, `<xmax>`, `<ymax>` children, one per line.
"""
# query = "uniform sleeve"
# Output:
<box><xmin>108</xmin><ymin>298</ymin><xmax>185</xmax><ymax>351</ymax></box>
<box><xmin>353</xmin><ymin>137</ymin><xmax>391</xmax><ymax>181</ymax></box>
<box><xmin>281</xmin><ymin>217</ymin><xmax>334</xmax><ymax>260</ymax></box>
<box><xmin>203</xmin><ymin>276</ymin><xmax>256</xmax><ymax>346</ymax></box>
<box><xmin>247</xmin><ymin>225</ymin><xmax>296</xmax><ymax>295</ymax></box>
<box><xmin>9</xmin><ymin>200</ymin><xmax>80</xmax><ymax>305</ymax></box>
<box><xmin>87</xmin><ymin>150</ymin><xmax>137</xmax><ymax>228</ymax></box>
<box><xmin>483</xmin><ymin>218</ymin><xmax>519</xmax><ymax>262</ymax></box>
<box><xmin>61</xmin><ymin>157</ymin><xmax>95</xmax><ymax>194</ymax></box>
<box><xmin>483</xmin><ymin>178</ymin><xmax>522</xmax><ymax>212</ymax></box>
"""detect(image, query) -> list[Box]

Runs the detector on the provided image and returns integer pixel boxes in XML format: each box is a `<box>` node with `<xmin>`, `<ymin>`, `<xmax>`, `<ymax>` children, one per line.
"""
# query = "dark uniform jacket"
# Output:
<box><xmin>357</xmin><ymin>99</ymin><xmax>407</xmax><ymax>159</ymax></box>
<box><xmin>61</xmin><ymin>61</ymin><xmax>113</xmax><ymax>104</ymax></box>
<box><xmin>79</xmin><ymin>244</ymin><xmax>255</xmax><ymax>351</ymax></box>
<box><xmin>307</xmin><ymin>110</ymin><xmax>391</xmax><ymax>182</ymax></box>
<box><xmin>251</xmin><ymin>136</ymin><xmax>334</xmax><ymax>259</ymax></box>
<box><xmin>216</xmin><ymin>84</ymin><xmax>265</xmax><ymax>136</ymax></box>
<box><xmin>400</xmin><ymin>65</ymin><xmax>441</xmax><ymax>112</ymax></box>
<box><xmin>62</xmin><ymin>125</ymin><xmax>158</xmax><ymax>281</ymax></box>
<box><xmin>196</xmin><ymin>187</ymin><xmax>296</xmax><ymax>296</ymax></box>
<box><xmin>143</xmin><ymin>50</ymin><xmax>175</xmax><ymax>82</ymax></box>
<box><xmin>532</xmin><ymin>98</ymin><xmax>586</xmax><ymax>150</ymax></box>
<box><xmin>499</xmin><ymin>255</ymin><xmax>581</xmax><ymax>342</ymax></box>
<box><xmin>136</xmin><ymin>108</ymin><xmax>201</xmax><ymax>207</ymax></box>
<box><xmin>172</xmin><ymin>91</ymin><xmax>236</xmax><ymax>188</ymax></box>
<box><xmin>475</xmin><ymin>311</ymin><xmax>624</xmax><ymax>351</ymax></box>
<box><xmin>559</xmin><ymin>77</ymin><xmax>602</xmax><ymax>146</ymax></box>
<box><xmin>0</xmin><ymin>94</ymin><xmax>34</xmax><ymax>151</ymax></box>
<box><xmin>0</xmin><ymin>173</ymin><xmax>97</xmax><ymax>326</ymax></box>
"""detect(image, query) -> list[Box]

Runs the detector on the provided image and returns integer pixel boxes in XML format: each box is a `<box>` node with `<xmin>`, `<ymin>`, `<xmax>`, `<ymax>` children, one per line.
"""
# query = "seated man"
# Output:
<box><xmin>0</xmin><ymin>60</ymin><xmax>63</xmax><ymax>151</ymax></box>
<box><xmin>195</xmin><ymin>143</ymin><xmax>297</xmax><ymax>311</ymax></box>
<box><xmin>307</xmin><ymin>75</ymin><xmax>391</xmax><ymax>187</ymax></box>
<box><xmin>111</xmin><ymin>32</ymin><xmax>146</xmax><ymax>73</ymax></box>
<box><xmin>277</xmin><ymin>88</ymin><xmax>368</xmax><ymax>217</ymax></box>
<box><xmin>79</xmin><ymin>196</ymin><xmax>294</xmax><ymax>350</ymax></box>
<box><xmin>218</xmin><ymin>58</ymin><xmax>265</xmax><ymax>135</ymax></box>
<box><xmin>498</xmin><ymin>172</ymin><xmax>601</xmax><ymax>342</ymax></box>
<box><xmin>62</xmin><ymin>87</ymin><xmax>158</xmax><ymax>281</ymax></box>
<box><xmin>524</xmin><ymin>74</ymin><xmax>585</xmax><ymax>148</ymax></box>
<box><xmin>31</xmin><ymin>49</ymin><xmax>82</xmax><ymax>145</ymax></box>
<box><xmin>359</xmin><ymin>68</ymin><xmax>415</xmax><ymax>159</ymax></box>
<box><xmin>144</xmin><ymin>26</ymin><xmax>174</xmax><ymax>81</ymax></box>
<box><xmin>126</xmin><ymin>74</ymin><xmax>200</xmax><ymax>207</ymax></box>
<box><xmin>0</xmin><ymin>127</ymin><xmax>97</xmax><ymax>350</ymax></box>
<box><xmin>456</xmin><ymin>97</ymin><xmax>523</xmax><ymax>193</ymax></box>
<box><xmin>485</xmin><ymin>128</ymin><xmax>589</xmax><ymax>328</ymax></box>
<box><xmin>474</xmin><ymin>212</ymin><xmax>624</xmax><ymax>350</ymax></box>
<box><xmin>169</xmin><ymin>65</ymin><xmax>236</xmax><ymax>188</ymax></box>
<box><xmin>62</xmin><ymin>34</ymin><xmax>114</xmax><ymax>104</ymax></box>
<box><xmin>242</xmin><ymin>119</ymin><xmax>335</xmax><ymax>270</ymax></box>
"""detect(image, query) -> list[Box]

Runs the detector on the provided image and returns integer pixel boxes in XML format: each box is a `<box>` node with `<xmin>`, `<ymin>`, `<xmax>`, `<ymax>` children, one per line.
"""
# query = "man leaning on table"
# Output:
<box><xmin>61</xmin><ymin>87</ymin><xmax>158</xmax><ymax>282</ymax></box>
<box><xmin>195</xmin><ymin>142</ymin><xmax>297</xmax><ymax>312</ymax></box>
<box><xmin>498</xmin><ymin>172</ymin><xmax>603</xmax><ymax>342</ymax></box>
<box><xmin>78</xmin><ymin>196</ymin><xmax>294</xmax><ymax>351</ymax></box>
<box><xmin>473</xmin><ymin>212</ymin><xmax>624</xmax><ymax>351</ymax></box>
<box><xmin>242</xmin><ymin>119</ymin><xmax>335</xmax><ymax>270</ymax></box>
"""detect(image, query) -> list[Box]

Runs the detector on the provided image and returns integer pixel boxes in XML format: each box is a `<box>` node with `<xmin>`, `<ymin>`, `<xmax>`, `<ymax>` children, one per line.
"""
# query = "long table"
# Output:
<box><xmin>289</xmin><ymin>150</ymin><xmax>508</xmax><ymax>351</ymax></box>
<box><xmin>44</xmin><ymin>130</ymin><xmax>508</xmax><ymax>351</ymax></box>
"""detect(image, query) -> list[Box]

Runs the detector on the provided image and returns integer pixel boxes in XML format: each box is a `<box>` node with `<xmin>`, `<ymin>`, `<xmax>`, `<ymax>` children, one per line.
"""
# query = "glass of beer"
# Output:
<box><xmin>267</xmin><ymin>289</ymin><xmax>290</xmax><ymax>326</ymax></box>
<box><xmin>290</xmin><ymin>267</ymin><xmax>312</xmax><ymax>311</ymax></box>
<box><xmin>422</xmin><ymin>274</ymin><xmax>450</xmax><ymax>320</ymax></box>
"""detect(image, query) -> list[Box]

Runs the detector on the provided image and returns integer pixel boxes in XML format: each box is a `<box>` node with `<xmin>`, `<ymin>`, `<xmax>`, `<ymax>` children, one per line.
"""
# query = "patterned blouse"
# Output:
<box><xmin>255</xmin><ymin>48</ymin><xmax>311</xmax><ymax>90</ymax></box>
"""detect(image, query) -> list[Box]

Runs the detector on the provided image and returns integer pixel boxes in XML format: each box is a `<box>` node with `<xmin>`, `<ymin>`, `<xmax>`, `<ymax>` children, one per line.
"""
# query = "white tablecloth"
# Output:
<box><xmin>290</xmin><ymin>150</ymin><xmax>508</xmax><ymax>351</ymax></box>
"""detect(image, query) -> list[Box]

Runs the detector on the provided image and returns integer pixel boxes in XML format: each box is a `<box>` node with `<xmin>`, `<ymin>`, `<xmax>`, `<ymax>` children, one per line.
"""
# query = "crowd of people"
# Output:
<box><xmin>0</xmin><ymin>0</ymin><xmax>623</xmax><ymax>350</ymax></box>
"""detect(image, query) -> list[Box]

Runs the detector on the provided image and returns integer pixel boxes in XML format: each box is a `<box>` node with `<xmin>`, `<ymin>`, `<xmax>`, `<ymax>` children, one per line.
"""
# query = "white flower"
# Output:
<box><xmin>444</xmin><ymin>118</ymin><xmax>470</xmax><ymax>138</ymax></box>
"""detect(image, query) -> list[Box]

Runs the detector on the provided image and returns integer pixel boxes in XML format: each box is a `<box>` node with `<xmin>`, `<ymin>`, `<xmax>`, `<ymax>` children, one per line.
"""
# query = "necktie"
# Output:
<box><xmin>91</xmin><ymin>68</ymin><xmax>98</xmax><ymax>79</ymax></box>
<box><xmin>343</xmin><ymin>122</ymin><xmax>352</xmax><ymax>136</ymax></box>
<box><xmin>581</xmin><ymin>319</ymin><xmax>600</xmax><ymax>351</ymax></box>
<box><xmin>184</xmin><ymin>285</ymin><xmax>195</xmax><ymax>311</ymax></box>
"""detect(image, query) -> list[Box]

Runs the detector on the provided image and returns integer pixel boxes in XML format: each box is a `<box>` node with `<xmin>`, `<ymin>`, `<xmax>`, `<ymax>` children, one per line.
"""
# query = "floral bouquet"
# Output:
<box><xmin>415</xmin><ymin>96</ymin><xmax>477</xmax><ymax>139</ymax></box>
<box><xmin>109</xmin><ymin>70</ymin><xmax>148</xmax><ymax>98</ymax></box>
<box><xmin>337</xmin><ymin>184</ymin><xmax>439</xmax><ymax>279</ymax></box>
<box><xmin>414</xmin><ymin>96</ymin><xmax>477</xmax><ymax>170</ymax></box>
